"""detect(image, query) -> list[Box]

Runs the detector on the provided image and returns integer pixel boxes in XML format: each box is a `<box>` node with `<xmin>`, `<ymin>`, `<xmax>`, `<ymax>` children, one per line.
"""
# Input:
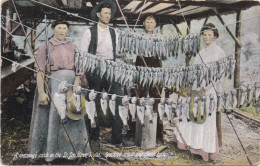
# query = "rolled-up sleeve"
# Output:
<box><xmin>34</xmin><ymin>43</ymin><xmax>47</xmax><ymax>73</ymax></box>
<box><xmin>80</xmin><ymin>29</ymin><xmax>91</xmax><ymax>52</ymax></box>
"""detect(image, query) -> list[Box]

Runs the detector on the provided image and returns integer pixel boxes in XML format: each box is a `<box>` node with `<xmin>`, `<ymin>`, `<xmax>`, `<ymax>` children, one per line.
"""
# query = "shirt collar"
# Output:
<box><xmin>98</xmin><ymin>23</ymin><xmax>109</xmax><ymax>32</ymax></box>
<box><xmin>49</xmin><ymin>38</ymin><xmax>71</xmax><ymax>46</ymax></box>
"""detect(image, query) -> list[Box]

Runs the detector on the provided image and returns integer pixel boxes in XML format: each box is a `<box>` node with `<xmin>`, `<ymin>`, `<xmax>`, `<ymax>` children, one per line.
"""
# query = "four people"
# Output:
<box><xmin>29</xmin><ymin>0</ymin><xmax>225</xmax><ymax>162</ymax></box>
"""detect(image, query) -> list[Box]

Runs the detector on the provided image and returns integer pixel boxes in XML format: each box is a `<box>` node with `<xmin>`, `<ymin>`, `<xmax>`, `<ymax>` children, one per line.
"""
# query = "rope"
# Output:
<box><xmin>133</xmin><ymin>0</ymin><xmax>147</xmax><ymax>31</ymax></box>
<box><xmin>2</xmin><ymin>41</ymin><xmax>259</xmax><ymax>100</ymax></box>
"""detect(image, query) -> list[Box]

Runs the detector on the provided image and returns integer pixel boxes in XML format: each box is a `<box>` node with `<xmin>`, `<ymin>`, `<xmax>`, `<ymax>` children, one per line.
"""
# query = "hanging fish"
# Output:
<box><xmin>224</xmin><ymin>92</ymin><xmax>230</xmax><ymax>111</ymax></box>
<box><xmin>100</xmin><ymin>92</ymin><xmax>109</xmax><ymax>116</ymax></box>
<box><xmin>119</xmin><ymin>96</ymin><xmax>130</xmax><ymax>131</ymax></box>
<box><xmin>193</xmin><ymin>96</ymin><xmax>200</xmax><ymax>121</ymax></box>
<box><xmin>54</xmin><ymin>81</ymin><xmax>68</xmax><ymax>124</ymax></box>
<box><xmin>184</xmin><ymin>97</ymin><xmax>191</xmax><ymax>122</ymax></box>
<box><xmin>86</xmin><ymin>89</ymin><xmax>97</xmax><ymax>128</ymax></box>
<box><xmin>137</xmin><ymin>97</ymin><xmax>146</xmax><ymax>126</ymax></box>
<box><xmin>239</xmin><ymin>86</ymin><xmax>246</xmax><ymax>108</ymax></box>
<box><xmin>254</xmin><ymin>82</ymin><xmax>260</xmax><ymax>104</ymax></box>
<box><xmin>129</xmin><ymin>97</ymin><xmax>137</xmax><ymax>122</ymax></box>
<box><xmin>231</xmin><ymin>89</ymin><xmax>237</xmax><ymax>110</ymax></box>
<box><xmin>158</xmin><ymin>97</ymin><xmax>166</xmax><ymax>122</ymax></box>
<box><xmin>208</xmin><ymin>94</ymin><xmax>215</xmax><ymax>116</ymax></box>
<box><xmin>99</xmin><ymin>59</ymin><xmax>107</xmax><ymax>79</ymax></box>
<box><xmin>72</xmin><ymin>86</ymin><xmax>82</xmax><ymax>113</ymax></box>
<box><xmin>175</xmin><ymin>98</ymin><xmax>182</xmax><ymax>122</ymax></box>
<box><xmin>200</xmin><ymin>96</ymin><xmax>207</xmax><ymax>119</ymax></box>
<box><xmin>109</xmin><ymin>94</ymin><xmax>117</xmax><ymax>119</ymax></box>
<box><xmin>217</xmin><ymin>92</ymin><xmax>223</xmax><ymax>111</ymax></box>
<box><xmin>145</xmin><ymin>98</ymin><xmax>155</xmax><ymax>123</ymax></box>
<box><xmin>246</xmin><ymin>84</ymin><xmax>253</xmax><ymax>107</ymax></box>
<box><xmin>74</xmin><ymin>50</ymin><xmax>80</xmax><ymax>68</ymax></box>
<box><xmin>229</xmin><ymin>59</ymin><xmax>236</xmax><ymax>79</ymax></box>
<box><xmin>165</xmin><ymin>98</ymin><xmax>174</xmax><ymax>122</ymax></box>
<box><xmin>143</xmin><ymin>68</ymin><xmax>149</xmax><ymax>87</ymax></box>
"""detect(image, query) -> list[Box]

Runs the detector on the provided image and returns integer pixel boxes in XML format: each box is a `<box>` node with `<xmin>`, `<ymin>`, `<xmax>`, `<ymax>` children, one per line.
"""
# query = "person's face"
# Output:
<box><xmin>143</xmin><ymin>17</ymin><xmax>157</xmax><ymax>34</ymax></box>
<box><xmin>97</xmin><ymin>7</ymin><xmax>111</xmax><ymax>24</ymax></box>
<box><xmin>53</xmin><ymin>24</ymin><xmax>68</xmax><ymax>41</ymax></box>
<box><xmin>202</xmin><ymin>30</ymin><xmax>216</xmax><ymax>46</ymax></box>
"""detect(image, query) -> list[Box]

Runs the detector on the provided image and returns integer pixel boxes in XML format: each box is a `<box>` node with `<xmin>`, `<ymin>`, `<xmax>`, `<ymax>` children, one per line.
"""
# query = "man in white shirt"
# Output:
<box><xmin>80</xmin><ymin>0</ymin><xmax>133</xmax><ymax>150</ymax></box>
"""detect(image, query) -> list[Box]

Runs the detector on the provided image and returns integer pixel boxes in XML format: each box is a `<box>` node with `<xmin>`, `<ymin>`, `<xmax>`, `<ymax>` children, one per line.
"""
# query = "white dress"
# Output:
<box><xmin>175</xmin><ymin>42</ymin><xmax>225</xmax><ymax>153</ymax></box>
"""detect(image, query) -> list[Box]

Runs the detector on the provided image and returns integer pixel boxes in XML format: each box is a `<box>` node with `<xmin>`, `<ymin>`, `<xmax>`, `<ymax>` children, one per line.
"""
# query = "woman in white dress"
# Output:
<box><xmin>174</xmin><ymin>23</ymin><xmax>225</xmax><ymax>161</ymax></box>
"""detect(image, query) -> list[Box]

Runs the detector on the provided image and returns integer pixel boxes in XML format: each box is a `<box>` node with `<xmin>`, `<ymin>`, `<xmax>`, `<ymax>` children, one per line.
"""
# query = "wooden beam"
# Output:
<box><xmin>185</xmin><ymin>20</ymin><xmax>191</xmax><ymax>66</ymax></box>
<box><xmin>169</xmin><ymin>20</ymin><xmax>183</xmax><ymax>36</ymax></box>
<box><xmin>212</xmin><ymin>8</ymin><xmax>242</xmax><ymax>48</ymax></box>
<box><xmin>234</xmin><ymin>10</ymin><xmax>242</xmax><ymax>107</ymax></box>
<box><xmin>31</xmin><ymin>21</ymin><xmax>36</xmax><ymax>53</ymax></box>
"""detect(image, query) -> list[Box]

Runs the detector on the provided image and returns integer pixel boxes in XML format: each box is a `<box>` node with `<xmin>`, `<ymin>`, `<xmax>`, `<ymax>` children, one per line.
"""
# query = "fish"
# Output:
<box><xmin>246</xmin><ymin>84</ymin><xmax>253</xmax><ymax>107</ymax></box>
<box><xmin>158</xmin><ymin>97</ymin><xmax>166</xmax><ymax>122</ymax></box>
<box><xmin>109</xmin><ymin>94</ymin><xmax>117</xmax><ymax>119</ymax></box>
<box><xmin>119</xmin><ymin>106</ymin><xmax>129</xmax><ymax>130</ymax></box>
<box><xmin>200</xmin><ymin>96</ymin><xmax>207</xmax><ymax>119</ymax></box>
<box><xmin>137</xmin><ymin>97</ymin><xmax>146</xmax><ymax>126</ymax></box>
<box><xmin>143</xmin><ymin>68</ymin><xmax>149</xmax><ymax>87</ymax></box>
<box><xmin>145</xmin><ymin>98</ymin><xmax>155</xmax><ymax>123</ymax></box>
<box><xmin>229</xmin><ymin>59</ymin><xmax>236</xmax><ymax>79</ymax></box>
<box><xmin>175</xmin><ymin>98</ymin><xmax>182</xmax><ymax>122</ymax></box>
<box><xmin>185</xmin><ymin>97</ymin><xmax>191</xmax><ymax>122</ymax></box>
<box><xmin>208</xmin><ymin>94</ymin><xmax>215</xmax><ymax>116</ymax></box>
<box><xmin>193</xmin><ymin>96</ymin><xmax>200</xmax><ymax>121</ymax></box>
<box><xmin>231</xmin><ymin>89</ymin><xmax>237</xmax><ymax>110</ymax></box>
<box><xmin>239</xmin><ymin>86</ymin><xmax>246</xmax><ymax>108</ymax></box>
<box><xmin>54</xmin><ymin>81</ymin><xmax>68</xmax><ymax>124</ymax></box>
<box><xmin>217</xmin><ymin>92</ymin><xmax>223</xmax><ymax>111</ymax></box>
<box><xmin>86</xmin><ymin>89</ymin><xmax>97</xmax><ymax>128</ymax></box>
<box><xmin>74</xmin><ymin>51</ymin><xmax>80</xmax><ymax>68</ymax></box>
<box><xmin>100</xmin><ymin>92</ymin><xmax>109</xmax><ymax>116</ymax></box>
<box><xmin>224</xmin><ymin>92</ymin><xmax>230</xmax><ymax>111</ymax></box>
<box><xmin>129</xmin><ymin>97</ymin><xmax>137</xmax><ymax>121</ymax></box>
<box><xmin>254</xmin><ymin>82</ymin><xmax>260</xmax><ymax>104</ymax></box>
<box><xmin>165</xmin><ymin>98</ymin><xmax>174</xmax><ymax>122</ymax></box>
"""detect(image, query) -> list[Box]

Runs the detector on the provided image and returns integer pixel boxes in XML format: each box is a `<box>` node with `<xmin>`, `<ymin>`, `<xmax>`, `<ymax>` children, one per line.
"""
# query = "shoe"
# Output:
<box><xmin>121</xmin><ymin>138</ymin><xmax>134</xmax><ymax>147</ymax></box>
<box><xmin>90</xmin><ymin>140</ymin><xmax>100</xmax><ymax>151</ymax></box>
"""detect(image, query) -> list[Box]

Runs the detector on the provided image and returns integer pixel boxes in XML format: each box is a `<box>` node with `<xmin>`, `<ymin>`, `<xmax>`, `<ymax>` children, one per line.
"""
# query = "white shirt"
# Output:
<box><xmin>80</xmin><ymin>24</ymin><xmax>118</xmax><ymax>60</ymax></box>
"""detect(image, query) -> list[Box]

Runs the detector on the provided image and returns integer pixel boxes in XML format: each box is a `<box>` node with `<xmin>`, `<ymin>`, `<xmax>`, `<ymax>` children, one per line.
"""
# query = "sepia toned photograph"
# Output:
<box><xmin>1</xmin><ymin>0</ymin><xmax>259</xmax><ymax>165</ymax></box>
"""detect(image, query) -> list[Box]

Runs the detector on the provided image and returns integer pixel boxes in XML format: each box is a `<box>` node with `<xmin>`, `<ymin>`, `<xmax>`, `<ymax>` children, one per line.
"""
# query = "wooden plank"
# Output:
<box><xmin>134</xmin><ymin>2</ymin><xmax>153</xmax><ymax>14</ymax></box>
<box><xmin>1</xmin><ymin>58</ymin><xmax>35</xmax><ymax>100</ymax></box>
<box><xmin>123</xmin><ymin>1</ymin><xmax>142</xmax><ymax>13</ymax></box>
<box><xmin>234</xmin><ymin>10</ymin><xmax>242</xmax><ymax>106</ymax></box>
<box><xmin>168</xmin><ymin>6</ymin><xmax>199</xmax><ymax>15</ymax></box>
<box><xmin>143</xmin><ymin>3</ymin><xmax>174</xmax><ymax>13</ymax></box>
<box><xmin>212</xmin><ymin>8</ymin><xmax>242</xmax><ymax>47</ymax></box>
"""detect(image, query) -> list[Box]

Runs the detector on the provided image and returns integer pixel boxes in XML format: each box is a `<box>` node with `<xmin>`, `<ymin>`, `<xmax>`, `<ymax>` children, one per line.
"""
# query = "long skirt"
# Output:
<box><xmin>28</xmin><ymin>70</ymin><xmax>91</xmax><ymax>162</ymax></box>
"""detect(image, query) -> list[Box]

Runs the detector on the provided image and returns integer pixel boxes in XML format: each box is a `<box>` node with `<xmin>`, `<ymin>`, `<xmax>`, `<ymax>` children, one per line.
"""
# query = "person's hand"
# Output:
<box><xmin>39</xmin><ymin>92</ymin><xmax>49</xmax><ymax>105</ymax></box>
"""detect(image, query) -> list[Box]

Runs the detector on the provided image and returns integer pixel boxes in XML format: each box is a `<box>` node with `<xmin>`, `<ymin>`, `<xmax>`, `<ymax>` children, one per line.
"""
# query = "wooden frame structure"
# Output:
<box><xmin>1</xmin><ymin>0</ymin><xmax>260</xmax><ymax>100</ymax></box>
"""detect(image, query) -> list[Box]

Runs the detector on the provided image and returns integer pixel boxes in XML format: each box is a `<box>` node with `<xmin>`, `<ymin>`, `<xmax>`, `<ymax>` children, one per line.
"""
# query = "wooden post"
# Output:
<box><xmin>234</xmin><ymin>10</ymin><xmax>242</xmax><ymax>107</ymax></box>
<box><xmin>169</xmin><ymin>20</ymin><xmax>183</xmax><ymax>36</ymax></box>
<box><xmin>31</xmin><ymin>21</ymin><xmax>36</xmax><ymax>53</ymax></box>
<box><xmin>185</xmin><ymin>20</ymin><xmax>191</xmax><ymax>66</ymax></box>
<box><xmin>212</xmin><ymin>8</ymin><xmax>242</xmax><ymax>48</ymax></box>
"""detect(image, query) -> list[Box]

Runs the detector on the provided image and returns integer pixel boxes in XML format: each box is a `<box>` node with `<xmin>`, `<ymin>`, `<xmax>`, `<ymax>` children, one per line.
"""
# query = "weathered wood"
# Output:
<box><xmin>169</xmin><ymin>20</ymin><xmax>183</xmax><ymax>36</ymax></box>
<box><xmin>136</xmin><ymin>113</ymin><xmax>158</xmax><ymax>150</ymax></box>
<box><xmin>185</xmin><ymin>20</ymin><xmax>191</xmax><ymax>66</ymax></box>
<box><xmin>212</xmin><ymin>8</ymin><xmax>242</xmax><ymax>48</ymax></box>
<box><xmin>1</xmin><ymin>58</ymin><xmax>34</xmax><ymax>100</ymax></box>
<box><xmin>234</xmin><ymin>10</ymin><xmax>242</xmax><ymax>107</ymax></box>
<box><xmin>31</xmin><ymin>21</ymin><xmax>36</xmax><ymax>53</ymax></box>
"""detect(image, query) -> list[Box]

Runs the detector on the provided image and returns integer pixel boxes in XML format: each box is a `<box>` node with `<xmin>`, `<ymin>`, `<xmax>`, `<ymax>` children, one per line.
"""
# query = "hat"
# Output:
<box><xmin>91</xmin><ymin>0</ymin><xmax>117</xmax><ymax>22</ymax></box>
<box><xmin>66</xmin><ymin>91</ymin><xmax>86</xmax><ymax>120</ymax></box>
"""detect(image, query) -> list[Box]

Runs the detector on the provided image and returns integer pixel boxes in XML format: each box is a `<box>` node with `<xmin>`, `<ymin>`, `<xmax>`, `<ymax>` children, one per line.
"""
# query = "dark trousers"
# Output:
<box><xmin>85</xmin><ymin>72</ymin><xmax>124</xmax><ymax>145</ymax></box>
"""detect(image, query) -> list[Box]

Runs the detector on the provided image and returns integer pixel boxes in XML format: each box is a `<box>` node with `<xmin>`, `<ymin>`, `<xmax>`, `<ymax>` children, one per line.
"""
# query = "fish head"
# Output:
<box><xmin>131</xmin><ymin>97</ymin><xmax>137</xmax><ymax>104</ymax></box>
